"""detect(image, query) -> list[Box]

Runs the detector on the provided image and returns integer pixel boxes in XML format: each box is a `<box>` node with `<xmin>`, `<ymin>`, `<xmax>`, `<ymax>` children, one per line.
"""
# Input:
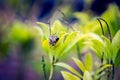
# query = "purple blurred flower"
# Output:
<box><xmin>0</xmin><ymin>52</ymin><xmax>40</xmax><ymax>80</ymax></box>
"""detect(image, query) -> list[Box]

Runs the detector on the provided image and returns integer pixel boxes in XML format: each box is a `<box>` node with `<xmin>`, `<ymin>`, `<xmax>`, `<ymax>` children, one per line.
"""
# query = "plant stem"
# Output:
<box><xmin>49</xmin><ymin>63</ymin><xmax>54</xmax><ymax>80</ymax></box>
<box><xmin>42</xmin><ymin>56</ymin><xmax>47</xmax><ymax>80</ymax></box>
<box><xmin>101</xmin><ymin>52</ymin><xmax>104</xmax><ymax>64</ymax></box>
<box><xmin>111</xmin><ymin>60</ymin><xmax>114</xmax><ymax>80</ymax></box>
<box><xmin>48</xmin><ymin>56</ymin><xmax>55</xmax><ymax>80</ymax></box>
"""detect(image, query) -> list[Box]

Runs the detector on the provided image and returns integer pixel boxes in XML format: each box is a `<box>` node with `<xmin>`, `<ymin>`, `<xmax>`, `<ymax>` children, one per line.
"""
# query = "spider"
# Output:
<box><xmin>49</xmin><ymin>34</ymin><xmax>59</xmax><ymax>46</ymax></box>
<box><xmin>48</xmin><ymin>21</ymin><xmax>59</xmax><ymax>46</ymax></box>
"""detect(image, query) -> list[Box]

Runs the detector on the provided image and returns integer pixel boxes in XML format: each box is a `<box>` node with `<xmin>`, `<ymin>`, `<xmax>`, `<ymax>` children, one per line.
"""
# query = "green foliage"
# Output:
<box><xmin>55</xmin><ymin>54</ymin><xmax>111</xmax><ymax>80</ymax></box>
<box><xmin>8</xmin><ymin>21</ymin><xmax>35</xmax><ymax>43</ymax></box>
<box><xmin>6</xmin><ymin>21</ymin><xmax>35</xmax><ymax>56</ymax></box>
<box><xmin>83</xmin><ymin>71</ymin><xmax>92</xmax><ymax>80</ymax></box>
<box><xmin>85</xmin><ymin>53</ymin><xmax>93</xmax><ymax>71</ymax></box>
<box><xmin>111</xmin><ymin>30</ymin><xmax>120</xmax><ymax>62</ymax></box>
<box><xmin>100</xmin><ymin>30</ymin><xmax>120</xmax><ymax>63</ymax></box>
<box><xmin>55</xmin><ymin>62</ymin><xmax>83</xmax><ymax>78</ymax></box>
<box><xmin>84</xmin><ymin>30</ymin><xmax>120</xmax><ymax>65</ymax></box>
<box><xmin>74</xmin><ymin>5</ymin><xmax>120</xmax><ymax>37</ymax></box>
<box><xmin>0</xmin><ymin>3</ymin><xmax>119</xmax><ymax>80</ymax></box>
<box><xmin>84</xmin><ymin>33</ymin><xmax>104</xmax><ymax>59</ymax></box>
<box><xmin>36</xmin><ymin>22</ymin><xmax>49</xmax><ymax>39</ymax></box>
<box><xmin>114</xmin><ymin>50</ymin><xmax>120</xmax><ymax>67</ymax></box>
<box><xmin>36</xmin><ymin>20</ymin><xmax>84</xmax><ymax>62</ymax></box>
<box><xmin>102</xmin><ymin>5</ymin><xmax>120</xmax><ymax>36</ymax></box>
<box><xmin>33</xmin><ymin>4</ymin><xmax>120</xmax><ymax>80</ymax></box>
<box><xmin>95</xmin><ymin>64</ymin><xmax>112</xmax><ymax>75</ymax></box>
<box><xmin>72</xmin><ymin>57</ymin><xmax>85</xmax><ymax>72</ymax></box>
<box><xmin>61</xmin><ymin>71</ymin><xmax>81</xmax><ymax>80</ymax></box>
<box><xmin>112</xmin><ymin>30</ymin><xmax>120</xmax><ymax>67</ymax></box>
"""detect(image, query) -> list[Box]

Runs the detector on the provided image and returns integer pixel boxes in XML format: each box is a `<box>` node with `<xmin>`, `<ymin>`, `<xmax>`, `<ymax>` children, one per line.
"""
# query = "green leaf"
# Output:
<box><xmin>84</xmin><ymin>33</ymin><xmax>104</xmax><ymax>59</ymax></box>
<box><xmin>111</xmin><ymin>30</ymin><xmax>120</xmax><ymax>61</ymax></box>
<box><xmin>114</xmin><ymin>50</ymin><xmax>120</xmax><ymax>67</ymax></box>
<box><xmin>57</xmin><ymin>31</ymin><xmax>81</xmax><ymax>58</ymax></box>
<box><xmin>102</xmin><ymin>5</ymin><xmax>120</xmax><ymax>36</ymax></box>
<box><xmin>54</xmin><ymin>32</ymin><xmax>68</xmax><ymax>58</ymax></box>
<box><xmin>72</xmin><ymin>57</ymin><xmax>86</xmax><ymax>72</ymax></box>
<box><xmin>61</xmin><ymin>71</ymin><xmax>81</xmax><ymax>80</ymax></box>
<box><xmin>42</xmin><ymin>39</ymin><xmax>50</xmax><ymax>54</ymax></box>
<box><xmin>101</xmin><ymin>36</ymin><xmax>113</xmax><ymax>60</ymax></box>
<box><xmin>36</xmin><ymin>22</ymin><xmax>49</xmax><ymax>38</ymax></box>
<box><xmin>94</xmin><ymin>71</ymin><xmax>106</xmax><ymax>80</ymax></box>
<box><xmin>52</xmin><ymin>20</ymin><xmax>67</xmax><ymax>34</ymax></box>
<box><xmin>55</xmin><ymin>32</ymin><xmax>68</xmax><ymax>47</ymax></box>
<box><xmin>96</xmin><ymin>64</ymin><xmax>111</xmax><ymax>75</ymax></box>
<box><xmin>83</xmin><ymin>71</ymin><xmax>92</xmax><ymax>80</ymax></box>
<box><xmin>33</xmin><ymin>26</ymin><xmax>43</xmax><ymax>37</ymax></box>
<box><xmin>74</xmin><ymin>12</ymin><xmax>90</xmax><ymax>25</ymax></box>
<box><xmin>8</xmin><ymin>22</ymin><xmax>34</xmax><ymax>43</ymax></box>
<box><xmin>85</xmin><ymin>34</ymin><xmax>104</xmax><ymax>58</ymax></box>
<box><xmin>85</xmin><ymin>53</ymin><xmax>93</xmax><ymax>71</ymax></box>
<box><xmin>64</xmin><ymin>32</ymin><xmax>79</xmax><ymax>44</ymax></box>
<box><xmin>87</xmin><ymin>40</ymin><xmax>103</xmax><ymax>58</ymax></box>
<box><xmin>55</xmin><ymin>62</ymin><xmax>83</xmax><ymax>78</ymax></box>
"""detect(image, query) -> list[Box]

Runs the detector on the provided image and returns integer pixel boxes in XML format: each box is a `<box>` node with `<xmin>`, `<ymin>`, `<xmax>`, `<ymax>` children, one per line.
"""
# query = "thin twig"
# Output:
<box><xmin>97</xmin><ymin>18</ymin><xmax>112</xmax><ymax>42</ymax></box>
<box><xmin>58</xmin><ymin>9</ymin><xmax>68</xmax><ymax>22</ymax></box>
<box><xmin>48</xmin><ymin>21</ymin><xmax>51</xmax><ymax>35</ymax></box>
<box><xmin>42</xmin><ymin>56</ymin><xmax>47</xmax><ymax>80</ymax></box>
<box><xmin>97</xmin><ymin>18</ymin><xmax>105</xmax><ymax>36</ymax></box>
<box><xmin>97</xmin><ymin>18</ymin><xmax>105</xmax><ymax>64</ymax></box>
<box><xmin>58</xmin><ymin>9</ymin><xmax>75</xmax><ymax>31</ymax></box>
